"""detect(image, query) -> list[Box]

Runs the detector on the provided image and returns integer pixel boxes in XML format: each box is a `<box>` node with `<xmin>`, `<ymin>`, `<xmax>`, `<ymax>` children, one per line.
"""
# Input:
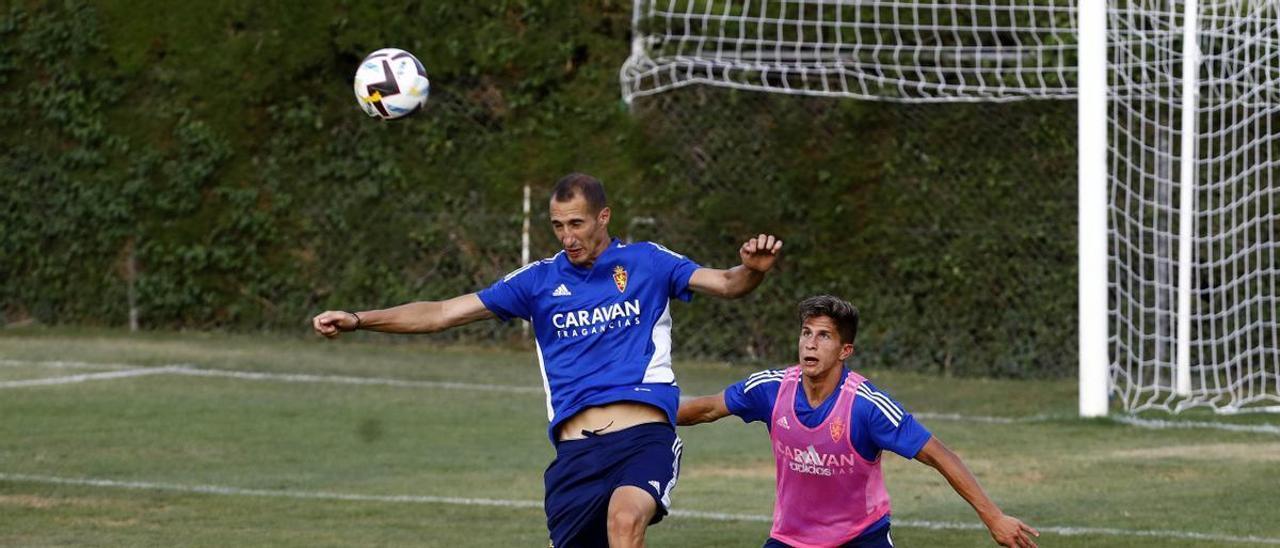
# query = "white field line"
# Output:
<box><xmin>916</xmin><ymin>411</ymin><xmax>1280</xmax><ymax>435</ymax></box>
<box><xmin>0</xmin><ymin>366</ymin><xmax>184</xmax><ymax>389</ymax></box>
<box><xmin>915</xmin><ymin>412</ymin><xmax>1021</xmax><ymax>424</ymax></box>
<box><xmin>163</xmin><ymin>366</ymin><xmax>545</xmax><ymax>395</ymax></box>
<box><xmin>0</xmin><ymin>359</ymin><xmax>542</xmax><ymax>395</ymax></box>
<box><xmin>2</xmin><ymin>472</ymin><xmax>1278</xmax><ymax>545</ymax></box>
<box><xmin>0</xmin><ymin>359</ymin><xmax>151</xmax><ymax>371</ymax></box>
<box><xmin>5</xmin><ymin>359</ymin><xmax>1278</xmax><ymax>435</ymax></box>
<box><xmin>675</xmin><ymin>508</ymin><xmax>1280</xmax><ymax>544</ymax></box>
<box><xmin>1111</xmin><ymin>415</ymin><xmax>1280</xmax><ymax>435</ymax></box>
<box><xmin>0</xmin><ymin>472</ymin><xmax>540</xmax><ymax>509</ymax></box>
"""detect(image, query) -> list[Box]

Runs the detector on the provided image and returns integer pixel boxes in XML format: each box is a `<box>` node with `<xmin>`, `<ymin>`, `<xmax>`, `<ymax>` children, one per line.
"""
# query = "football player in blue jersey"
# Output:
<box><xmin>677</xmin><ymin>295</ymin><xmax>1038</xmax><ymax>548</ymax></box>
<box><xmin>313</xmin><ymin>172</ymin><xmax>783</xmax><ymax>547</ymax></box>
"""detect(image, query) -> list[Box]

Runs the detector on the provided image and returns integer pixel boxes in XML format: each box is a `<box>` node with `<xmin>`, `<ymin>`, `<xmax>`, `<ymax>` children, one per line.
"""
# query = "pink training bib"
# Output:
<box><xmin>768</xmin><ymin>367</ymin><xmax>891</xmax><ymax>547</ymax></box>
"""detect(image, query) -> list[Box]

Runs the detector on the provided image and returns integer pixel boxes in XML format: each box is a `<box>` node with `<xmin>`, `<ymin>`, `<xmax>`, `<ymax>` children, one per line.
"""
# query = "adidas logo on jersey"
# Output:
<box><xmin>552</xmin><ymin>284</ymin><xmax>572</xmax><ymax>297</ymax></box>
<box><xmin>776</xmin><ymin>416</ymin><xmax>791</xmax><ymax>430</ymax></box>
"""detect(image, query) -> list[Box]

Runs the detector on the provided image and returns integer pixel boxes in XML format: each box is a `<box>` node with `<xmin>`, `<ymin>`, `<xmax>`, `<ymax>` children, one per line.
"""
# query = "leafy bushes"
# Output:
<box><xmin>1</xmin><ymin>1</ymin><xmax>1077</xmax><ymax>377</ymax></box>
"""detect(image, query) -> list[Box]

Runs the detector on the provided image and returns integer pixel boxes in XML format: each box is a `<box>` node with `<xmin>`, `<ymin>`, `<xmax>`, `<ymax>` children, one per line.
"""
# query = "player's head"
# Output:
<box><xmin>549</xmin><ymin>173</ymin><xmax>612</xmax><ymax>267</ymax></box>
<box><xmin>796</xmin><ymin>295</ymin><xmax>858</xmax><ymax>378</ymax></box>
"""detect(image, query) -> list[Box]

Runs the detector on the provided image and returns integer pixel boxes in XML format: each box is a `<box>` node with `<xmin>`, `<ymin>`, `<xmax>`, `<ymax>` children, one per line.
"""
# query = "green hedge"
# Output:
<box><xmin>1</xmin><ymin>1</ymin><xmax>1078</xmax><ymax>377</ymax></box>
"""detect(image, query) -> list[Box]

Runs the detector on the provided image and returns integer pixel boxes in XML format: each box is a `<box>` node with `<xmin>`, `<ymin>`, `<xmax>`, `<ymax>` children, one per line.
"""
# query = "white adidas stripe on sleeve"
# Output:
<box><xmin>865</xmin><ymin>390</ymin><xmax>904</xmax><ymax>422</ymax></box>
<box><xmin>746</xmin><ymin>369</ymin><xmax>784</xmax><ymax>382</ymax></box>
<box><xmin>647</xmin><ymin>242</ymin><xmax>688</xmax><ymax>259</ymax></box>
<box><xmin>502</xmin><ymin>258</ymin><xmax>551</xmax><ymax>282</ymax></box>
<box><xmin>743</xmin><ymin>369</ymin><xmax>784</xmax><ymax>392</ymax></box>
<box><xmin>744</xmin><ymin>378</ymin><xmax>783</xmax><ymax>393</ymax></box>
<box><xmin>857</xmin><ymin>385</ymin><xmax>903</xmax><ymax>427</ymax></box>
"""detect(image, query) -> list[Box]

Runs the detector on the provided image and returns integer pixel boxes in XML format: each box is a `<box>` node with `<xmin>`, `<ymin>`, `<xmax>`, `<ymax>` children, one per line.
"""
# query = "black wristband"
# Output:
<box><xmin>349</xmin><ymin>311</ymin><xmax>362</xmax><ymax>330</ymax></box>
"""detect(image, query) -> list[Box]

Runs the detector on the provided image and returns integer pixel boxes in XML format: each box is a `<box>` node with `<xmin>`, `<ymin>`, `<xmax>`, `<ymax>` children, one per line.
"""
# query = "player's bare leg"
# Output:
<box><xmin>606</xmin><ymin>485</ymin><xmax>657</xmax><ymax>547</ymax></box>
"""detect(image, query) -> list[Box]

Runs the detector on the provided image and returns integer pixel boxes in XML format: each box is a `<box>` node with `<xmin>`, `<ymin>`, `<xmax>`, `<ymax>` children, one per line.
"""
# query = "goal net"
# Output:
<box><xmin>622</xmin><ymin>0</ymin><xmax>1079</xmax><ymax>102</ymax></box>
<box><xmin>621</xmin><ymin>0</ymin><xmax>1280</xmax><ymax>415</ymax></box>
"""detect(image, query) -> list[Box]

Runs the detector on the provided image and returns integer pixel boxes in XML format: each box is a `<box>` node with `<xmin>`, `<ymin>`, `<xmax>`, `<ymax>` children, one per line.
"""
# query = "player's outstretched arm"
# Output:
<box><xmin>915</xmin><ymin>436</ymin><xmax>1040</xmax><ymax>548</ymax></box>
<box><xmin>688</xmin><ymin>234</ymin><xmax>783</xmax><ymax>299</ymax></box>
<box><xmin>312</xmin><ymin>293</ymin><xmax>495</xmax><ymax>338</ymax></box>
<box><xmin>677</xmin><ymin>392</ymin><xmax>731</xmax><ymax>426</ymax></box>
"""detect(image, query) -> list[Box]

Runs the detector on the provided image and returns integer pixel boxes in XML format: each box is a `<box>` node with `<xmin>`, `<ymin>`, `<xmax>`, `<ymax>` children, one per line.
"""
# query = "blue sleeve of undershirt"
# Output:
<box><xmin>850</xmin><ymin>381</ymin><xmax>933</xmax><ymax>461</ymax></box>
<box><xmin>723</xmin><ymin>369</ymin><xmax>785</xmax><ymax>425</ymax></box>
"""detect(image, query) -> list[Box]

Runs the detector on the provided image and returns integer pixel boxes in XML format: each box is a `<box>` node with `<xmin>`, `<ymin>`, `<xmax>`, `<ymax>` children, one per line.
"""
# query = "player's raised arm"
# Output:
<box><xmin>677</xmin><ymin>392</ymin><xmax>732</xmax><ymax>426</ymax></box>
<box><xmin>914</xmin><ymin>436</ymin><xmax>1040</xmax><ymax>548</ymax></box>
<box><xmin>312</xmin><ymin>293</ymin><xmax>495</xmax><ymax>338</ymax></box>
<box><xmin>688</xmin><ymin>233</ymin><xmax>783</xmax><ymax>299</ymax></box>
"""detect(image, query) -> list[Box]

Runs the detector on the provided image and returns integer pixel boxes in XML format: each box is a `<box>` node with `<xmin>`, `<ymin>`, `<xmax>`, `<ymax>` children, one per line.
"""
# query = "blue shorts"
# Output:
<box><xmin>764</xmin><ymin>521</ymin><xmax>894</xmax><ymax>548</ymax></box>
<box><xmin>544</xmin><ymin>422</ymin><xmax>682</xmax><ymax>547</ymax></box>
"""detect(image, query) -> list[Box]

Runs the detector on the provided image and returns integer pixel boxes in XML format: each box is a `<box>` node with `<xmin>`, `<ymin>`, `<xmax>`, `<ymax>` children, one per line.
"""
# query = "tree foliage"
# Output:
<box><xmin>1</xmin><ymin>1</ymin><xmax>1077</xmax><ymax>377</ymax></box>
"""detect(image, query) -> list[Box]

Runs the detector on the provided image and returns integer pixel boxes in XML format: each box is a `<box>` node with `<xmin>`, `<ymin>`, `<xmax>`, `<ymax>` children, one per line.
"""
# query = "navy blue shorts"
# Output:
<box><xmin>764</xmin><ymin>521</ymin><xmax>894</xmax><ymax>548</ymax></box>
<box><xmin>544</xmin><ymin>422</ymin><xmax>683</xmax><ymax>548</ymax></box>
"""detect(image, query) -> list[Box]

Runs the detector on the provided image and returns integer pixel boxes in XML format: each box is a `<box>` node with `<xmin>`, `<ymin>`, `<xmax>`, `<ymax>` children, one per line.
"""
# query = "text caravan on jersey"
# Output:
<box><xmin>551</xmin><ymin>299</ymin><xmax>642</xmax><ymax>338</ymax></box>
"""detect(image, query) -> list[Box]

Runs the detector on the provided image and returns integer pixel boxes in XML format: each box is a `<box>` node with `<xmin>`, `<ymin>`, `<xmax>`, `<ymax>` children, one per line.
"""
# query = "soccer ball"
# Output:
<box><xmin>353</xmin><ymin>48</ymin><xmax>430</xmax><ymax>120</ymax></box>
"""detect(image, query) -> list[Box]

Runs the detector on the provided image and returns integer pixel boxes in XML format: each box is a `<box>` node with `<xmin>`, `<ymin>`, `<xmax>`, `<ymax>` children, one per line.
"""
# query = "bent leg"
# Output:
<box><xmin>606</xmin><ymin>485</ymin><xmax>657</xmax><ymax>548</ymax></box>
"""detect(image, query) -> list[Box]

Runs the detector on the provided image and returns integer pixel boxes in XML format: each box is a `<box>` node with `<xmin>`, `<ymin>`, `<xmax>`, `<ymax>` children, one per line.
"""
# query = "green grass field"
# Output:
<box><xmin>2</xmin><ymin>328</ymin><xmax>1278</xmax><ymax>547</ymax></box>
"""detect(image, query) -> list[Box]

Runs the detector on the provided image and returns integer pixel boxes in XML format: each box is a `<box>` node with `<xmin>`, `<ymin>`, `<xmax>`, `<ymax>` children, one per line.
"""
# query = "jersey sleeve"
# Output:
<box><xmin>475</xmin><ymin>262</ymin><xmax>539</xmax><ymax>322</ymax></box>
<box><xmin>646</xmin><ymin>242</ymin><xmax>701</xmax><ymax>302</ymax></box>
<box><xmin>722</xmin><ymin>369</ymin><xmax>785</xmax><ymax>425</ymax></box>
<box><xmin>851</xmin><ymin>381</ymin><xmax>933</xmax><ymax>461</ymax></box>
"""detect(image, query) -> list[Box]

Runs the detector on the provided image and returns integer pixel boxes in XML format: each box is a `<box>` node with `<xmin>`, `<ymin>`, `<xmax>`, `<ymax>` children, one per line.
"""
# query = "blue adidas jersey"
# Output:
<box><xmin>723</xmin><ymin>368</ymin><xmax>932</xmax><ymax>462</ymax></box>
<box><xmin>477</xmin><ymin>238</ymin><xmax>702</xmax><ymax>441</ymax></box>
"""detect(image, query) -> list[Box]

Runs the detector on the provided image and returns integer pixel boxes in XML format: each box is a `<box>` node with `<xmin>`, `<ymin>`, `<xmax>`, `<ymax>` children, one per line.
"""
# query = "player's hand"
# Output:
<box><xmin>988</xmin><ymin>514</ymin><xmax>1039</xmax><ymax>548</ymax></box>
<box><xmin>312</xmin><ymin>310</ymin><xmax>359</xmax><ymax>339</ymax></box>
<box><xmin>739</xmin><ymin>233</ymin><xmax>783</xmax><ymax>273</ymax></box>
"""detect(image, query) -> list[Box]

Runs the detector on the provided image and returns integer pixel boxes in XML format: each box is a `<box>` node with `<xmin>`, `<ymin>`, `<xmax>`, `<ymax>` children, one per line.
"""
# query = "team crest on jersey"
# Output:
<box><xmin>829</xmin><ymin>419</ymin><xmax>846</xmax><ymax>442</ymax></box>
<box><xmin>612</xmin><ymin>265</ymin><xmax>628</xmax><ymax>293</ymax></box>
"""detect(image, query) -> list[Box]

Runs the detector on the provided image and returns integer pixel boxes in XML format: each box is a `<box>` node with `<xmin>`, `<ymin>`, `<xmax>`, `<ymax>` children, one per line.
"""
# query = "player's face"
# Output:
<box><xmin>798</xmin><ymin>316</ymin><xmax>854</xmax><ymax>380</ymax></box>
<box><xmin>550</xmin><ymin>195</ymin><xmax>611</xmax><ymax>267</ymax></box>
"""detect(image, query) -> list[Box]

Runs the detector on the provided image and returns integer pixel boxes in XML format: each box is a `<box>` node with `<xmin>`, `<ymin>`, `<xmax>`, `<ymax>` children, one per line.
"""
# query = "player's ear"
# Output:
<box><xmin>840</xmin><ymin>343</ymin><xmax>854</xmax><ymax>361</ymax></box>
<box><xmin>597</xmin><ymin>206</ymin><xmax>611</xmax><ymax>226</ymax></box>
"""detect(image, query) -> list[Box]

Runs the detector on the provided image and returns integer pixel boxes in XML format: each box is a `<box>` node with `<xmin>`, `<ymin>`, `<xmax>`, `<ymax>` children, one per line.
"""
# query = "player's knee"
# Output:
<box><xmin>606</xmin><ymin>506</ymin><xmax>647</xmax><ymax>536</ymax></box>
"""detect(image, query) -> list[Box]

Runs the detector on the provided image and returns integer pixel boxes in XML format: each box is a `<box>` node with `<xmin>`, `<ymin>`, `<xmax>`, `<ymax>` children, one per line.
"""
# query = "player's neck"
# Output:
<box><xmin>577</xmin><ymin>236</ymin><xmax>614</xmax><ymax>269</ymax></box>
<box><xmin>800</xmin><ymin>367</ymin><xmax>844</xmax><ymax>407</ymax></box>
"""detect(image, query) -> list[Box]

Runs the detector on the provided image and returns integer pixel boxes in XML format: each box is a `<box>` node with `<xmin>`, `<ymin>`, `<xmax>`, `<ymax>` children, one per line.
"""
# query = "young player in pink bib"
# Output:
<box><xmin>679</xmin><ymin>295</ymin><xmax>1038</xmax><ymax>548</ymax></box>
<box><xmin>769</xmin><ymin>366</ymin><xmax>890</xmax><ymax>546</ymax></box>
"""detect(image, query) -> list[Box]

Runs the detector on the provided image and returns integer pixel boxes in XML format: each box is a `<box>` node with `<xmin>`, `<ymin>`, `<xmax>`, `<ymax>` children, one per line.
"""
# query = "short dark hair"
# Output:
<box><xmin>798</xmin><ymin>295</ymin><xmax>859</xmax><ymax>344</ymax></box>
<box><xmin>551</xmin><ymin>172</ymin><xmax>607</xmax><ymax>213</ymax></box>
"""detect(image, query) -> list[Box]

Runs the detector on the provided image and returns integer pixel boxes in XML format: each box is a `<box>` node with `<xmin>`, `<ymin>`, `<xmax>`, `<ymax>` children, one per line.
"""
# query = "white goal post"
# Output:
<box><xmin>621</xmin><ymin>0</ymin><xmax>1280</xmax><ymax>416</ymax></box>
<box><xmin>1077</xmin><ymin>0</ymin><xmax>1109</xmax><ymax>417</ymax></box>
